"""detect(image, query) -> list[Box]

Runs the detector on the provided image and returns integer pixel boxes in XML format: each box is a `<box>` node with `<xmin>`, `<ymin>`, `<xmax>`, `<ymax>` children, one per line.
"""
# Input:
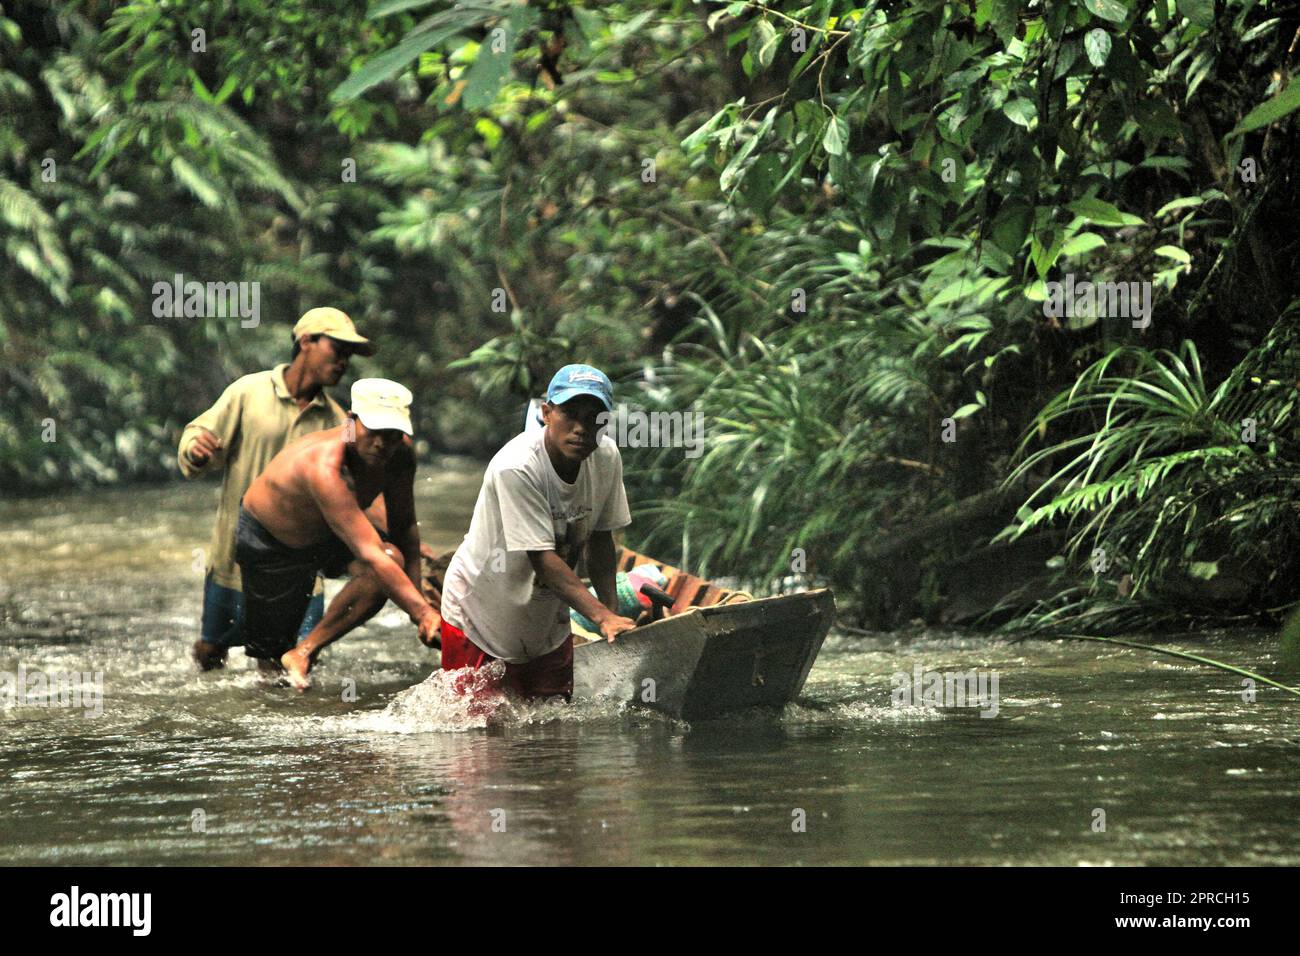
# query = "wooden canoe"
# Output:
<box><xmin>420</xmin><ymin>545</ymin><xmax>835</xmax><ymax>720</ymax></box>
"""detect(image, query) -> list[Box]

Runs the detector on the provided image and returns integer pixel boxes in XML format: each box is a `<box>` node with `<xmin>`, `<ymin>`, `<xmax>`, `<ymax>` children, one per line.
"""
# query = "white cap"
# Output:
<box><xmin>351</xmin><ymin>378</ymin><xmax>413</xmax><ymax>436</ymax></box>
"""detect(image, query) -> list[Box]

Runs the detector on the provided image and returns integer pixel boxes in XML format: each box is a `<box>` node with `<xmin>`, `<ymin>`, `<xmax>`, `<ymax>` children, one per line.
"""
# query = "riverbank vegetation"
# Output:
<box><xmin>2</xmin><ymin>1</ymin><xmax>1298</xmax><ymax>632</ymax></box>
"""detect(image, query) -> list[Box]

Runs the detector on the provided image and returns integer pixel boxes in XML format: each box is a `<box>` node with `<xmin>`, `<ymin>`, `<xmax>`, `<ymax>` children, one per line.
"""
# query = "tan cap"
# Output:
<box><xmin>293</xmin><ymin>307</ymin><xmax>374</xmax><ymax>356</ymax></box>
<box><xmin>351</xmin><ymin>378</ymin><xmax>413</xmax><ymax>436</ymax></box>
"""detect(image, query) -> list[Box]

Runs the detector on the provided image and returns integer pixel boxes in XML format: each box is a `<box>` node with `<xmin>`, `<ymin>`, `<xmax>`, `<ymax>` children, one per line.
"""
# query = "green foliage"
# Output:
<box><xmin>589</xmin><ymin>0</ymin><xmax>1297</xmax><ymax>620</ymax></box>
<box><xmin>4</xmin><ymin>0</ymin><xmax>1300</xmax><ymax>636</ymax></box>
<box><xmin>1000</xmin><ymin>304</ymin><xmax>1300</xmax><ymax>631</ymax></box>
<box><xmin>0</xmin><ymin>1</ymin><xmax>415</xmax><ymax>486</ymax></box>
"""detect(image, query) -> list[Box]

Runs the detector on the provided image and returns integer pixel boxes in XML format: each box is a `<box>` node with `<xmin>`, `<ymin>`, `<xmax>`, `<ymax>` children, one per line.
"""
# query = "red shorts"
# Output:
<box><xmin>440</xmin><ymin>621</ymin><xmax>574</xmax><ymax>701</ymax></box>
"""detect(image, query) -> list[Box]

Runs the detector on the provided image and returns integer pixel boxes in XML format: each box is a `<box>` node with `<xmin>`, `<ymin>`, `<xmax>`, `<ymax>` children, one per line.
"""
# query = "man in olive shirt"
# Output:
<box><xmin>178</xmin><ymin>307</ymin><xmax>373</xmax><ymax>670</ymax></box>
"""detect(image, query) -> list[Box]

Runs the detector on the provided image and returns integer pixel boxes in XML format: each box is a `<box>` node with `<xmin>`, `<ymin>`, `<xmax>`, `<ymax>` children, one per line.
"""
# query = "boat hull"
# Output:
<box><xmin>572</xmin><ymin>589</ymin><xmax>834</xmax><ymax>720</ymax></box>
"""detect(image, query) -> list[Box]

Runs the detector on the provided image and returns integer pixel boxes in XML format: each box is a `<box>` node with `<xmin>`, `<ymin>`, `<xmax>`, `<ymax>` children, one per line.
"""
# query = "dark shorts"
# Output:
<box><xmin>440</xmin><ymin>621</ymin><xmax>574</xmax><ymax>701</ymax></box>
<box><xmin>200</xmin><ymin>574</ymin><xmax>323</xmax><ymax>649</ymax></box>
<box><xmin>235</xmin><ymin>506</ymin><xmax>360</xmax><ymax>660</ymax></box>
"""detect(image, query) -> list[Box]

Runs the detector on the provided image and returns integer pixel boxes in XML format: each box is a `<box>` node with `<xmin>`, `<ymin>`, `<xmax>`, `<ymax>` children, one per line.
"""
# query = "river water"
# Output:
<box><xmin>2</xmin><ymin>467</ymin><xmax>1298</xmax><ymax>865</ymax></box>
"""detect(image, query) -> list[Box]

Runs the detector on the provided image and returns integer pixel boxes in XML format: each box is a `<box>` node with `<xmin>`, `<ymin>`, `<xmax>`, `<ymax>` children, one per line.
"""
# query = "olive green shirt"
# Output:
<box><xmin>178</xmin><ymin>364</ymin><xmax>345</xmax><ymax>590</ymax></box>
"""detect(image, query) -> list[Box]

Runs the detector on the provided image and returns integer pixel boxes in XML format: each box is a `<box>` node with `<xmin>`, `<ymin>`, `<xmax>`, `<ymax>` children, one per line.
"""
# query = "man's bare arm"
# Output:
<box><xmin>387</xmin><ymin>449</ymin><xmax>423</xmax><ymax>581</ymax></box>
<box><xmin>308</xmin><ymin>454</ymin><xmax>433</xmax><ymax>625</ymax></box>
<box><xmin>528</xmin><ymin>549</ymin><xmax>635</xmax><ymax>643</ymax></box>
<box><xmin>587</xmin><ymin>530</ymin><xmax>619</xmax><ymax>614</ymax></box>
<box><xmin>383</xmin><ymin>447</ymin><xmax>440</xmax><ymax>645</ymax></box>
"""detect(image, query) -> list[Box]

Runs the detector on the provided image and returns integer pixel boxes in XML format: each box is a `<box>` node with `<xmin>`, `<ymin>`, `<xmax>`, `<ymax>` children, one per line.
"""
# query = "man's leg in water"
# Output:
<box><xmin>258</xmin><ymin>594</ymin><xmax>324</xmax><ymax>677</ymax></box>
<box><xmin>194</xmin><ymin>579</ymin><xmax>321</xmax><ymax>672</ymax></box>
<box><xmin>280</xmin><ymin>555</ymin><xmax>398</xmax><ymax>690</ymax></box>
<box><xmin>193</xmin><ymin>640</ymin><xmax>228</xmax><ymax>670</ymax></box>
<box><xmin>297</xmin><ymin>591</ymin><xmax>325</xmax><ymax>641</ymax></box>
<box><xmin>440</xmin><ymin>622</ymin><xmax>573</xmax><ymax>701</ymax></box>
<box><xmin>279</xmin><ymin>500</ymin><xmax>397</xmax><ymax>690</ymax></box>
<box><xmin>194</xmin><ymin>575</ymin><xmax>241</xmax><ymax>670</ymax></box>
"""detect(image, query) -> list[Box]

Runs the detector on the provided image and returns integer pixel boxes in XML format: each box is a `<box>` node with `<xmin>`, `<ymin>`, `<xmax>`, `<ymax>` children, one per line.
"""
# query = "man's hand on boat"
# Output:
<box><xmin>414</xmin><ymin>605</ymin><xmax>442</xmax><ymax>648</ymax></box>
<box><xmin>595</xmin><ymin>609</ymin><xmax>637</xmax><ymax>643</ymax></box>
<box><xmin>527</xmin><ymin>545</ymin><xmax>638</xmax><ymax>644</ymax></box>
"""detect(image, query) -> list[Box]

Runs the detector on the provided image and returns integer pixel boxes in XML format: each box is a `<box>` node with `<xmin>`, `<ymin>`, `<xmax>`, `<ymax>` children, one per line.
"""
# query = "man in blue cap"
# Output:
<box><xmin>440</xmin><ymin>364</ymin><xmax>637</xmax><ymax>699</ymax></box>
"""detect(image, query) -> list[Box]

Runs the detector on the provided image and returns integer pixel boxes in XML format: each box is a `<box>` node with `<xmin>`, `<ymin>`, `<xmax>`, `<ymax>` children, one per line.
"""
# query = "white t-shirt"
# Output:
<box><xmin>441</xmin><ymin>429</ymin><xmax>632</xmax><ymax>663</ymax></box>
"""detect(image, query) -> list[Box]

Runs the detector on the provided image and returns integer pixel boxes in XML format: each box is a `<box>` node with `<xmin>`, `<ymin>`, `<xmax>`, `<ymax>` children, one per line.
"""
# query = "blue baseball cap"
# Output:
<box><xmin>546</xmin><ymin>364</ymin><xmax>614</xmax><ymax>411</ymax></box>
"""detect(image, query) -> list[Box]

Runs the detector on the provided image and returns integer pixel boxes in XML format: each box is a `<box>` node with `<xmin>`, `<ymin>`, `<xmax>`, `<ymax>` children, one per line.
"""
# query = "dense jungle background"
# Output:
<box><xmin>2</xmin><ymin>0</ymin><xmax>1299</xmax><ymax>632</ymax></box>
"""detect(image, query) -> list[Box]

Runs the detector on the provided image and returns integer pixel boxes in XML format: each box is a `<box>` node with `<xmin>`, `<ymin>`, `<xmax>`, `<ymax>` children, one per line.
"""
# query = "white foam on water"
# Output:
<box><xmin>782</xmin><ymin>699</ymin><xmax>947</xmax><ymax>724</ymax></box>
<box><xmin>310</xmin><ymin>663</ymin><xmax>635</xmax><ymax>735</ymax></box>
<box><xmin>357</xmin><ymin>661</ymin><xmax>515</xmax><ymax>733</ymax></box>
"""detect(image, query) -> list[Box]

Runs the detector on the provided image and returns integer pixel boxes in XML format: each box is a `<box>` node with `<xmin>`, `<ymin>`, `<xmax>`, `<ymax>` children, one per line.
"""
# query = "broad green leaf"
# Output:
<box><xmin>1067</xmin><ymin>197</ymin><xmax>1145</xmax><ymax>227</ymax></box>
<box><xmin>739</xmin><ymin>153</ymin><xmax>783</xmax><ymax>213</ymax></box>
<box><xmin>1061</xmin><ymin>232</ymin><xmax>1107</xmax><ymax>256</ymax></box>
<box><xmin>1242</xmin><ymin>18</ymin><xmax>1280</xmax><ymax>44</ymax></box>
<box><xmin>368</xmin><ymin>0</ymin><xmax>442</xmax><ymax>18</ymax></box>
<box><xmin>939</xmin><ymin>333</ymin><xmax>985</xmax><ymax>359</ymax></box>
<box><xmin>475</xmin><ymin>117</ymin><xmax>502</xmax><ymax>148</ymax></box>
<box><xmin>1154</xmin><ymin>195</ymin><xmax>1203</xmax><ymax>217</ymax></box>
<box><xmin>931</xmin><ymin>277</ymin><xmax>975</xmax><ymax>308</ymax></box>
<box><xmin>1084</xmin><ymin>28</ymin><xmax>1111</xmax><ymax>68</ymax></box>
<box><xmin>990</xmin><ymin>199</ymin><xmax>1033</xmax><ymax>255</ymax></box>
<box><xmin>1280</xmin><ymin>603</ymin><xmax>1300</xmax><ymax>670</ymax></box>
<box><xmin>1139</xmin><ymin>155</ymin><xmax>1192</xmax><ymax>174</ymax></box>
<box><xmin>989</xmin><ymin>0</ymin><xmax>1018</xmax><ymax>43</ymax></box>
<box><xmin>571</xmin><ymin>6</ymin><xmax>605</xmax><ymax>40</ymax></box>
<box><xmin>1185</xmin><ymin>49</ymin><xmax>1214</xmax><ymax>101</ymax></box>
<box><xmin>1175</xmin><ymin>0</ymin><xmax>1213</xmax><ymax>27</ymax></box>
<box><xmin>171</xmin><ymin>156</ymin><xmax>222</xmax><ymax>208</ymax></box>
<box><xmin>951</xmin><ymin>403</ymin><xmax>982</xmax><ymax>419</ymax></box>
<box><xmin>190</xmin><ymin>71</ymin><xmax>212</xmax><ymax>102</ymax></box>
<box><xmin>1083</xmin><ymin>0</ymin><xmax>1129</xmax><ymax>23</ymax></box>
<box><xmin>1030</xmin><ymin>231</ymin><xmax>1063</xmax><ymax>278</ymax></box>
<box><xmin>749</xmin><ymin>18</ymin><xmax>779</xmax><ymax>71</ymax></box>
<box><xmin>463</xmin><ymin>31</ymin><xmax>516</xmax><ymax>110</ymax></box>
<box><xmin>1002</xmin><ymin>97</ymin><xmax>1037</xmax><ymax>128</ymax></box>
<box><xmin>331</xmin><ymin>22</ymin><xmax>466</xmax><ymax>101</ymax></box>
<box><xmin>1155</xmin><ymin>245</ymin><xmax>1191</xmax><ymax>264</ymax></box>
<box><xmin>822</xmin><ymin>115</ymin><xmax>848</xmax><ymax>156</ymax></box>
<box><xmin>681</xmin><ymin>107</ymin><xmax>731</xmax><ymax>152</ymax></box>
<box><xmin>720</xmin><ymin>108</ymin><xmax>776</xmax><ymax>191</ymax></box>
<box><xmin>1229</xmin><ymin>78</ymin><xmax>1300</xmax><ymax>138</ymax></box>
<box><xmin>610</xmin><ymin>10</ymin><xmax>655</xmax><ymax>40</ymax></box>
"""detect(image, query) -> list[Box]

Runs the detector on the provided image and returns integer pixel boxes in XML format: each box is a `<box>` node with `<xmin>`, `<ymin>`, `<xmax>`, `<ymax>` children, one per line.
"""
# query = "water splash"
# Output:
<box><xmin>374</xmin><ymin>662</ymin><xmax>513</xmax><ymax>732</ymax></box>
<box><xmin>325</xmin><ymin>664</ymin><xmax>632</xmax><ymax>735</ymax></box>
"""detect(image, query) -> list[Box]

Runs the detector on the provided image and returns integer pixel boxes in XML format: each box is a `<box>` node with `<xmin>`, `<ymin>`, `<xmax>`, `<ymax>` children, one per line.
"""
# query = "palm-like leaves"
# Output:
<box><xmin>1001</xmin><ymin>306</ymin><xmax>1300</xmax><ymax>627</ymax></box>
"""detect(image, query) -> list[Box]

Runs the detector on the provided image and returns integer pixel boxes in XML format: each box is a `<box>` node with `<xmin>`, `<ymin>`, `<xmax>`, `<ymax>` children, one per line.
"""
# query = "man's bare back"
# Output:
<box><xmin>243</xmin><ymin>426</ymin><xmax>405</xmax><ymax>548</ymax></box>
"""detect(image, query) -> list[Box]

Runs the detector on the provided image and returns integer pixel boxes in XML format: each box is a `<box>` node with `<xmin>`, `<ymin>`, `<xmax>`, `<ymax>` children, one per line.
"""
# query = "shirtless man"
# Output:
<box><xmin>237</xmin><ymin>378</ymin><xmax>440</xmax><ymax>689</ymax></box>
